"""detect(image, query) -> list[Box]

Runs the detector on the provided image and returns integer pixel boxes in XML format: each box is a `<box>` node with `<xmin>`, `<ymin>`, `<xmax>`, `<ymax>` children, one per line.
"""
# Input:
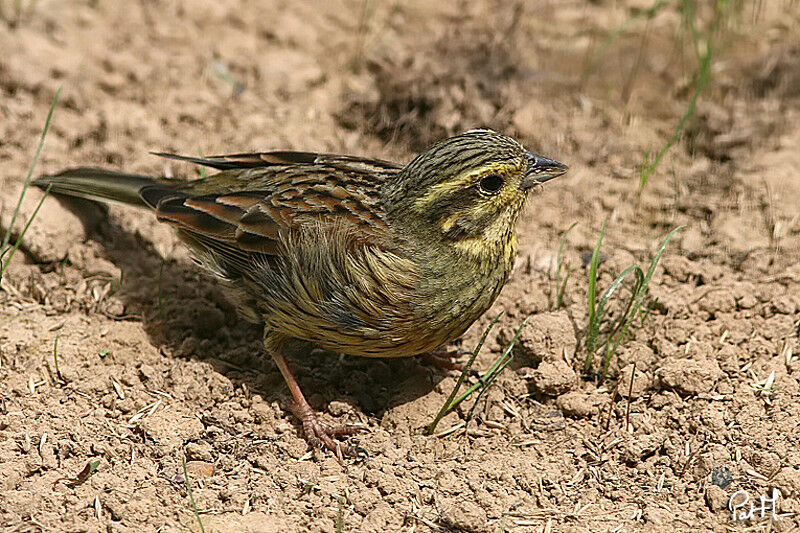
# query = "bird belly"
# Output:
<box><xmin>256</xmin><ymin>258</ymin><xmax>509</xmax><ymax>359</ymax></box>
<box><xmin>245</xmin><ymin>227</ymin><xmax>513</xmax><ymax>359</ymax></box>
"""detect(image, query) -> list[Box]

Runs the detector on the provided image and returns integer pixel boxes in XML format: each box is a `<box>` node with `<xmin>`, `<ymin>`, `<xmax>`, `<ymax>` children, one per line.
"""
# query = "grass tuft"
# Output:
<box><xmin>0</xmin><ymin>88</ymin><xmax>60</xmax><ymax>283</ymax></box>
<box><xmin>583</xmin><ymin>0</ymin><xmax>734</xmax><ymax>196</ymax></box>
<box><xmin>211</xmin><ymin>60</ymin><xmax>245</xmax><ymax>98</ymax></box>
<box><xmin>428</xmin><ymin>312</ymin><xmax>503</xmax><ymax>434</ymax></box>
<box><xmin>581</xmin><ymin>0</ymin><xmax>671</xmax><ymax>83</ymax></box>
<box><xmin>584</xmin><ymin>223</ymin><xmax>682</xmax><ymax>379</ymax></box>
<box><xmin>637</xmin><ymin>0</ymin><xmax>733</xmax><ymax>196</ymax></box>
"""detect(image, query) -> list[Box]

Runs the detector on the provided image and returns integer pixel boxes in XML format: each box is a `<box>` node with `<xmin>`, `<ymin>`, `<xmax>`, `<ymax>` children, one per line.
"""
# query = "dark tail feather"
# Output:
<box><xmin>33</xmin><ymin>168</ymin><xmax>177</xmax><ymax>209</ymax></box>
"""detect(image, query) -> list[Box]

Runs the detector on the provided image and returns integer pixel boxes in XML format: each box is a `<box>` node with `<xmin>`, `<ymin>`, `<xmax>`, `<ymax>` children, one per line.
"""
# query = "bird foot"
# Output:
<box><xmin>286</xmin><ymin>401</ymin><xmax>365</xmax><ymax>457</ymax></box>
<box><xmin>420</xmin><ymin>347</ymin><xmax>473</xmax><ymax>372</ymax></box>
<box><xmin>270</xmin><ymin>347</ymin><xmax>366</xmax><ymax>458</ymax></box>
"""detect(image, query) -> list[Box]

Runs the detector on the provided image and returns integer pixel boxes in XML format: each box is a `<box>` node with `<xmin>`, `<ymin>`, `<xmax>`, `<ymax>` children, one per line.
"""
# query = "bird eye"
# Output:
<box><xmin>478</xmin><ymin>173</ymin><xmax>504</xmax><ymax>195</ymax></box>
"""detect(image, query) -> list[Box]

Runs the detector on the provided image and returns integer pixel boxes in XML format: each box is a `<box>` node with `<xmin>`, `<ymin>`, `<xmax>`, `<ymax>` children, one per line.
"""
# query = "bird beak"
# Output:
<box><xmin>521</xmin><ymin>152</ymin><xmax>568</xmax><ymax>190</ymax></box>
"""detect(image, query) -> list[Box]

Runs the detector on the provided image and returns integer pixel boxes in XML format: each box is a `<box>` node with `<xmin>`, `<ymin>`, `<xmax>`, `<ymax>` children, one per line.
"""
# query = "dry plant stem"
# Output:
<box><xmin>53</xmin><ymin>333</ymin><xmax>64</xmax><ymax>384</ymax></box>
<box><xmin>580</xmin><ymin>0</ymin><xmax>670</xmax><ymax>83</ymax></box>
<box><xmin>584</xmin><ymin>219</ymin><xmax>608</xmax><ymax>371</ymax></box>
<box><xmin>604</xmin><ymin>380</ymin><xmax>621</xmax><ymax>432</ymax></box>
<box><xmin>624</xmin><ymin>362</ymin><xmax>636</xmax><ymax>429</ymax></box>
<box><xmin>621</xmin><ymin>17</ymin><xmax>652</xmax><ymax>104</ymax></box>
<box><xmin>271</xmin><ymin>348</ymin><xmax>356</xmax><ymax>454</ymax></box>
<box><xmin>679</xmin><ymin>442</ymin><xmax>705</xmax><ymax>477</ymax></box>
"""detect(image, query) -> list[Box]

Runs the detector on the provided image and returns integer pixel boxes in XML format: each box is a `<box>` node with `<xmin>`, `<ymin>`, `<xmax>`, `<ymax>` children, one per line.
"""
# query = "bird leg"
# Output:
<box><xmin>420</xmin><ymin>346</ymin><xmax>472</xmax><ymax>372</ymax></box>
<box><xmin>269</xmin><ymin>348</ymin><xmax>359</xmax><ymax>455</ymax></box>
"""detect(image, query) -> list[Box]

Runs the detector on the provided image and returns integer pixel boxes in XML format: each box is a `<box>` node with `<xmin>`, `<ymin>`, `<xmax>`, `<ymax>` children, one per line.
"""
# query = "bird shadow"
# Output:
<box><xmin>52</xmin><ymin>196</ymin><xmax>446</xmax><ymax>429</ymax></box>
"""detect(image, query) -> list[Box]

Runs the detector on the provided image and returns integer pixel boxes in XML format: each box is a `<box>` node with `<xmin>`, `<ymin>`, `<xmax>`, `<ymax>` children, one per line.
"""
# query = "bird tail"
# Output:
<box><xmin>33</xmin><ymin>168</ymin><xmax>176</xmax><ymax>209</ymax></box>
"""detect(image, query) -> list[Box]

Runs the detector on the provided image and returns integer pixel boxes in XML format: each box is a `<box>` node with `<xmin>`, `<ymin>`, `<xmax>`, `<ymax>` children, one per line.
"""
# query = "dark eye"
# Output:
<box><xmin>478</xmin><ymin>173</ymin><xmax>504</xmax><ymax>195</ymax></box>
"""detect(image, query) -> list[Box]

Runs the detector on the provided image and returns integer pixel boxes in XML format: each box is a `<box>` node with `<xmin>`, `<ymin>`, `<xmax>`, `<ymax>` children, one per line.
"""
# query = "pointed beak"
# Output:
<box><xmin>521</xmin><ymin>152</ymin><xmax>568</xmax><ymax>190</ymax></box>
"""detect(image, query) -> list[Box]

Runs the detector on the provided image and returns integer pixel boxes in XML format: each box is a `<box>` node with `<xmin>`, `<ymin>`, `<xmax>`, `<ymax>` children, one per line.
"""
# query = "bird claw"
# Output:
<box><xmin>286</xmin><ymin>401</ymin><xmax>367</xmax><ymax>458</ymax></box>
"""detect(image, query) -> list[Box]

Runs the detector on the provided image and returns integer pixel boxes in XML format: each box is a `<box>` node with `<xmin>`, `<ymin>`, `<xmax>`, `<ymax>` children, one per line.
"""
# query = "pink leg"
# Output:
<box><xmin>270</xmin><ymin>348</ymin><xmax>360</xmax><ymax>456</ymax></box>
<box><xmin>420</xmin><ymin>347</ymin><xmax>471</xmax><ymax>372</ymax></box>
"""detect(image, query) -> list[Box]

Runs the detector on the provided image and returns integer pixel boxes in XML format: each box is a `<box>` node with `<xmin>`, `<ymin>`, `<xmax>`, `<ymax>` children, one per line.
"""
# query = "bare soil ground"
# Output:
<box><xmin>1</xmin><ymin>1</ymin><xmax>799</xmax><ymax>531</ymax></box>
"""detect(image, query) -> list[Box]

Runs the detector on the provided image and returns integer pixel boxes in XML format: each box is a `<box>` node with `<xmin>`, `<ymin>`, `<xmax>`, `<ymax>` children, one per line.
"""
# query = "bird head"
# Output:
<box><xmin>384</xmin><ymin>129</ymin><xmax>567</xmax><ymax>255</ymax></box>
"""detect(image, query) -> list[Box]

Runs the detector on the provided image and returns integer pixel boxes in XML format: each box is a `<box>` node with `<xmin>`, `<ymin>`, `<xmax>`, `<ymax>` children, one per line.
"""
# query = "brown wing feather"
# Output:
<box><xmin>151</xmin><ymin>185</ymin><xmax>395</xmax><ymax>279</ymax></box>
<box><xmin>155</xmin><ymin>194</ymin><xmax>282</xmax><ymax>253</ymax></box>
<box><xmin>152</xmin><ymin>150</ymin><xmax>402</xmax><ymax>171</ymax></box>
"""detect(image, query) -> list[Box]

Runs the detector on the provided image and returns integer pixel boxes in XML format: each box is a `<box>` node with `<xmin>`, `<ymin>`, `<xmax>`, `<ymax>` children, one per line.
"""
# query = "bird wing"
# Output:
<box><xmin>140</xmin><ymin>153</ymin><xmax>402</xmax><ymax>280</ymax></box>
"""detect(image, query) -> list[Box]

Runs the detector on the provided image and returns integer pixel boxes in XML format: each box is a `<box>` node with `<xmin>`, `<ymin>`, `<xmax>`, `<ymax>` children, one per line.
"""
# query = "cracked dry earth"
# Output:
<box><xmin>1</xmin><ymin>1</ymin><xmax>799</xmax><ymax>532</ymax></box>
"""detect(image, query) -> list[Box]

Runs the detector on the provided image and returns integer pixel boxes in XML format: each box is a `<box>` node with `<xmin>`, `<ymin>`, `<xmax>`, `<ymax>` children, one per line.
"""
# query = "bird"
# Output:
<box><xmin>34</xmin><ymin>129</ymin><xmax>567</xmax><ymax>455</ymax></box>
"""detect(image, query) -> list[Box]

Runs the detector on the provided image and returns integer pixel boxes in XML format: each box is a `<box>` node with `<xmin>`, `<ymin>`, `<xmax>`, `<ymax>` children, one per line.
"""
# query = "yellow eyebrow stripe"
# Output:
<box><xmin>412</xmin><ymin>161</ymin><xmax>521</xmax><ymax>211</ymax></box>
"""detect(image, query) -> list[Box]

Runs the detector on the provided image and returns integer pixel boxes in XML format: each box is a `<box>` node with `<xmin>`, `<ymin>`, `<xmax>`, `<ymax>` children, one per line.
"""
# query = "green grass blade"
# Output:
<box><xmin>463</xmin><ymin>349</ymin><xmax>515</xmax><ymax>426</ymax></box>
<box><xmin>583</xmin><ymin>0</ymin><xmax>671</xmax><ymax>78</ymax></box>
<box><xmin>553</xmin><ymin>222</ymin><xmax>578</xmax><ymax>309</ymax></box>
<box><xmin>642</xmin><ymin>226</ymin><xmax>683</xmax><ymax>287</ymax></box>
<box><xmin>600</xmin><ymin>227</ymin><xmax>682</xmax><ymax>377</ymax></box>
<box><xmin>596</xmin><ymin>265</ymin><xmax>643</xmax><ymax>312</ymax></box>
<box><xmin>638</xmin><ymin>0</ymin><xmax>724</xmax><ymax>194</ymax></box>
<box><xmin>587</xmin><ymin>264</ymin><xmax>642</xmax><ymax>374</ymax></box>
<box><xmin>584</xmin><ymin>226</ymin><xmax>682</xmax><ymax>378</ymax></box>
<box><xmin>0</xmin><ymin>88</ymin><xmax>60</xmax><ymax>282</ymax></box>
<box><xmin>451</xmin><ymin>315</ymin><xmax>529</xmax><ymax>408</ymax></box>
<box><xmin>600</xmin><ymin>268</ymin><xmax>644</xmax><ymax>377</ymax></box>
<box><xmin>1</xmin><ymin>88</ymin><xmax>60</xmax><ymax>254</ymax></box>
<box><xmin>638</xmin><ymin>49</ymin><xmax>711</xmax><ymax>192</ymax></box>
<box><xmin>427</xmin><ymin>312</ymin><xmax>503</xmax><ymax>434</ymax></box>
<box><xmin>618</xmin><ymin>226</ymin><xmax>682</xmax><ymax>332</ymax></box>
<box><xmin>602</xmin><ymin>267</ymin><xmax>645</xmax><ymax>342</ymax></box>
<box><xmin>182</xmin><ymin>457</ymin><xmax>206</xmax><ymax>533</ymax></box>
<box><xmin>584</xmin><ymin>220</ymin><xmax>607</xmax><ymax>372</ymax></box>
<box><xmin>0</xmin><ymin>184</ymin><xmax>51</xmax><ymax>282</ymax></box>
<box><xmin>557</xmin><ymin>269</ymin><xmax>571</xmax><ymax>310</ymax></box>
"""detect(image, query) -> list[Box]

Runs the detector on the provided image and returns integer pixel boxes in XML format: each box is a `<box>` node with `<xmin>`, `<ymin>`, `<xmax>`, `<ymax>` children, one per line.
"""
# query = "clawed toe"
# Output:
<box><xmin>286</xmin><ymin>401</ymin><xmax>366</xmax><ymax>457</ymax></box>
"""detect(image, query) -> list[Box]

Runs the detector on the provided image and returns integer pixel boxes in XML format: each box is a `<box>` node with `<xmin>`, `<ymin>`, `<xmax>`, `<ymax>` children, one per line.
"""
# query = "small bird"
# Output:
<box><xmin>34</xmin><ymin>129</ymin><xmax>567</xmax><ymax>454</ymax></box>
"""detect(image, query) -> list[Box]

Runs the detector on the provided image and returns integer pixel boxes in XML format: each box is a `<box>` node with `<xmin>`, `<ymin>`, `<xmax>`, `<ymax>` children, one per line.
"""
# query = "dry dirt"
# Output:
<box><xmin>1</xmin><ymin>1</ymin><xmax>800</xmax><ymax>532</ymax></box>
